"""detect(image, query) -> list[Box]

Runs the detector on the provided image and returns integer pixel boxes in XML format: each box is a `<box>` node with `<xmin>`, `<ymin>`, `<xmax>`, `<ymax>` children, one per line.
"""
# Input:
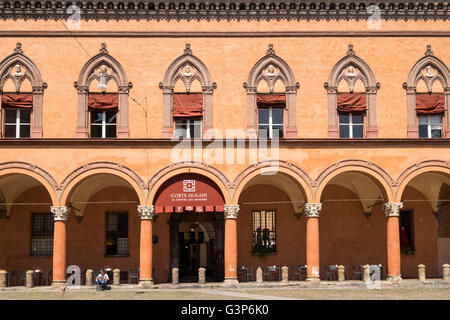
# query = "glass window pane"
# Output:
<box><xmin>106</xmin><ymin>112</ymin><xmax>117</xmax><ymax>124</ymax></box>
<box><xmin>430</xmin><ymin>115</ymin><xmax>442</xmax><ymax>126</ymax></box>
<box><xmin>191</xmin><ymin>120</ymin><xmax>202</xmax><ymax>138</ymax></box>
<box><xmin>91</xmin><ymin>124</ymin><xmax>102</xmax><ymax>138</ymax></box>
<box><xmin>258</xmin><ymin>126</ymin><xmax>269</xmax><ymax>139</ymax></box>
<box><xmin>339</xmin><ymin>114</ymin><xmax>349</xmax><ymax>124</ymax></box>
<box><xmin>339</xmin><ymin>124</ymin><xmax>349</xmax><ymax>138</ymax></box>
<box><xmin>4</xmin><ymin>125</ymin><xmax>16</xmax><ymax>138</ymax></box>
<box><xmin>352</xmin><ymin>124</ymin><xmax>364</xmax><ymax>138</ymax></box>
<box><xmin>105</xmin><ymin>125</ymin><xmax>116</xmax><ymax>138</ymax></box>
<box><xmin>91</xmin><ymin>111</ymin><xmax>103</xmax><ymax>124</ymax></box>
<box><xmin>272</xmin><ymin>125</ymin><xmax>284</xmax><ymax>139</ymax></box>
<box><xmin>258</xmin><ymin>108</ymin><xmax>269</xmax><ymax>125</ymax></box>
<box><xmin>20</xmin><ymin>124</ymin><xmax>30</xmax><ymax>138</ymax></box>
<box><xmin>20</xmin><ymin>110</ymin><xmax>31</xmax><ymax>124</ymax></box>
<box><xmin>418</xmin><ymin>125</ymin><xmax>428</xmax><ymax>138</ymax></box>
<box><xmin>418</xmin><ymin>116</ymin><xmax>428</xmax><ymax>125</ymax></box>
<box><xmin>5</xmin><ymin>109</ymin><xmax>16</xmax><ymax>123</ymax></box>
<box><xmin>271</xmin><ymin>108</ymin><xmax>284</xmax><ymax>124</ymax></box>
<box><xmin>351</xmin><ymin>114</ymin><xmax>364</xmax><ymax>124</ymax></box>
<box><xmin>431</xmin><ymin>128</ymin><xmax>442</xmax><ymax>138</ymax></box>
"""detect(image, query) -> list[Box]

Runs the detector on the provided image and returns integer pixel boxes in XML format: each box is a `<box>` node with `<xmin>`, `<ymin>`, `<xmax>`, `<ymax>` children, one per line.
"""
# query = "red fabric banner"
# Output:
<box><xmin>416</xmin><ymin>93</ymin><xmax>445</xmax><ymax>115</ymax></box>
<box><xmin>154</xmin><ymin>173</ymin><xmax>224</xmax><ymax>213</ymax></box>
<box><xmin>88</xmin><ymin>93</ymin><xmax>118</xmax><ymax>111</ymax></box>
<box><xmin>257</xmin><ymin>94</ymin><xmax>286</xmax><ymax>108</ymax></box>
<box><xmin>173</xmin><ymin>93</ymin><xmax>203</xmax><ymax>117</ymax></box>
<box><xmin>1</xmin><ymin>93</ymin><xmax>33</xmax><ymax>108</ymax></box>
<box><xmin>337</xmin><ymin>93</ymin><xmax>367</xmax><ymax>113</ymax></box>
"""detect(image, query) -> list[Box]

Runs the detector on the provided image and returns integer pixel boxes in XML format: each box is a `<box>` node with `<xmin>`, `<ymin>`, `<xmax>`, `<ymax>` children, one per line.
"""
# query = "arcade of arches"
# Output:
<box><xmin>0</xmin><ymin>163</ymin><xmax>449</xmax><ymax>286</ymax></box>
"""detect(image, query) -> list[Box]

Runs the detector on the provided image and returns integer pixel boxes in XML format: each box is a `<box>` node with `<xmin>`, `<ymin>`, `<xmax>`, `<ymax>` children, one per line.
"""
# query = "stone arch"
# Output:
<box><xmin>148</xmin><ymin>162</ymin><xmax>231</xmax><ymax>205</ymax></box>
<box><xmin>59</xmin><ymin>161</ymin><xmax>146</xmax><ymax>205</ymax></box>
<box><xmin>324</xmin><ymin>44</ymin><xmax>380</xmax><ymax>138</ymax></box>
<box><xmin>0</xmin><ymin>161</ymin><xmax>58</xmax><ymax>206</ymax></box>
<box><xmin>74</xmin><ymin>43</ymin><xmax>132</xmax><ymax>138</ymax></box>
<box><xmin>0</xmin><ymin>43</ymin><xmax>47</xmax><ymax>138</ymax></box>
<box><xmin>314</xmin><ymin>159</ymin><xmax>395</xmax><ymax>203</ymax></box>
<box><xmin>159</xmin><ymin>43</ymin><xmax>217</xmax><ymax>138</ymax></box>
<box><xmin>244</xmin><ymin>44</ymin><xmax>299</xmax><ymax>138</ymax></box>
<box><xmin>232</xmin><ymin>160</ymin><xmax>313</xmax><ymax>204</ymax></box>
<box><xmin>395</xmin><ymin>160</ymin><xmax>450</xmax><ymax>202</ymax></box>
<box><xmin>403</xmin><ymin>45</ymin><xmax>450</xmax><ymax>138</ymax></box>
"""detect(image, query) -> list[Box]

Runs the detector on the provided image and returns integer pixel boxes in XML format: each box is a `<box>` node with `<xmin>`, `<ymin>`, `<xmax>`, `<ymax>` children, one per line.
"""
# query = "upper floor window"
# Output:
<box><xmin>75</xmin><ymin>43</ymin><xmax>132</xmax><ymax>138</ymax></box>
<box><xmin>258</xmin><ymin>104</ymin><xmax>284</xmax><ymax>139</ymax></box>
<box><xmin>325</xmin><ymin>45</ymin><xmax>379</xmax><ymax>138</ymax></box>
<box><xmin>0</xmin><ymin>43</ymin><xmax>46</xmax><ymax>138</ymax></box>
<box><xmin>404</xmin><ymin>45</ymin><xmax>449</xmax><ymax>138</ymax></box>
<box><xmin>174</xmin><ymin>118</ymin><xmax>201</xmax><ymax>139</ymax></box>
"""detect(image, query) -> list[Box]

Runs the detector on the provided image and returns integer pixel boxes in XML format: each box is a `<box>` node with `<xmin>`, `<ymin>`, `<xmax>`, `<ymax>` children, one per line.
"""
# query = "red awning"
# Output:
<box><xmin>154</xmin><ymin>173</ymin><xmax>224</xmax><ymax>213</ymax></box>
<box><xmin>257</xmin><ymin>94</ymin><xmax>286</xmax><ymax>108</ymax></box>
<box><xmin>173</xmin><ymin>93</ymin><xmax>203</xmax><ymax>118</ymax></box>
<box><xmin>88</xmin><ymin>93</ymin><xmax>118</xmax><ymax>111</ymax></box>
<box><xmin>337</xmin><ymin>93</ymin><xmax>367</xmax><ymax>113</ymax></box>
<box><xmin>416</xmin><ymin>93</ymin><xmax>445</xmax><ymax>115</ymax></box>
<box><xmin>1</xmin><ymin>93</ymin><xmax>33</xmax><ymax>108</ymax></box>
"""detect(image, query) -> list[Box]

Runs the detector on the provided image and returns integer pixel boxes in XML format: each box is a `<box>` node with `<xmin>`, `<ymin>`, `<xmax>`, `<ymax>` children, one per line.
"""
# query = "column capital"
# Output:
<box><xmin>50</xmin><ymin>206</ymin><xmax>69</xmax><ymax>221</ymax></box>
<box><xmin>305</xmin><ymin>203</ymin><xmax>322</xmax><ymax>218</ymax></box>
<box><xmin>383</xmin><ymin>202</ymin><xmax>403</xmax><ymax>217</ymax></box>
<box><xmin>224</xmin><ymin>204</ymin><xmax>239</xmax><ymax>219</ymax></box>
<box><xmin>138</xmin><ymin>205</ymin><xmax>155</xmax><ymax>220</ymax></box>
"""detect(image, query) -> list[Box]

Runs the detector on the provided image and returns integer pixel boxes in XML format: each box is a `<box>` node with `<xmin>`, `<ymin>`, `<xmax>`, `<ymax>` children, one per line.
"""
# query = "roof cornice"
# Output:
<box><xmin>1</xmin><ymin>1</ymin><xmax>449</xmax><ymax>21</ymax></box>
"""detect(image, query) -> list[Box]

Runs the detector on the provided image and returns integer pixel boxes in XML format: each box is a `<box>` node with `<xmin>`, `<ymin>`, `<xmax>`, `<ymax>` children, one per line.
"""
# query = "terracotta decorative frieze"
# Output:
<box><xmin>138</xmin><ymin>205</ymin><xmax>155</xmax><ymax>220</ymax></box>
<box><xmin>224</xmin><ymin>204</ymin><xmax>239</xmax><ymax>219</ymax></box>
<box><xmin>305</xmin><ymin>203</ymin><xmax>322</xmax><ymax>218</ymax></box>
<box><xmin>51</xmin><ymin>206</ymin><xmax>69</xmax><ymax>221</ymax></box>
<box><xmin>1</xmin><ymin>1</ymin><xmax>448</xmax><ymax>21</ymax></box>
<box><xmin>382</xmin><ymin>202</ymin><xmax>403</xmax><ymax>217</ymax></box>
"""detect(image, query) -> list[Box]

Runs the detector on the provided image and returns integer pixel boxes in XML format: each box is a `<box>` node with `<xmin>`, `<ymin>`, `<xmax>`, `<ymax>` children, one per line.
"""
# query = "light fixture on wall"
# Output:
<box><xmin>293</xmin><ymin>203</ymin><xmax>305</xmax><ymax>220</ymax></box>
<box><xmin>363</xmin><ymin>211</ymin><xmax>372</xmax><ymax>220</ymax></box>
<box><xmin>68</xmin><ymin>203</ymin><xmax>83</xmax><ymax>223</ymax></box>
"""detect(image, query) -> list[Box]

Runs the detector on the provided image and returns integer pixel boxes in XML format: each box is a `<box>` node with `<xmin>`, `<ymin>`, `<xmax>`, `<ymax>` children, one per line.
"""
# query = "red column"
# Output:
<box><xmin>50</xmin><ymin>206</ymin><xmax>68</xmax><ymax>286</ymax></box>
<box><xmin>138</xmin><ymin>205</ymin><xmax>155</xmax><ymax>287</ymax></box>
<box><xmin>224</xmin><ymin>205</ymin><xmax>239</xmax><ymax>284</ymax></box>
<box><xmin>305</xmin><ymin>203</ymin><xmax>322</xmax><ymax>281</ymax></box>
<box><xmin>383</xmin><ymin>202</ymin><xmax>403</xmax><ymax>281</ymax></box>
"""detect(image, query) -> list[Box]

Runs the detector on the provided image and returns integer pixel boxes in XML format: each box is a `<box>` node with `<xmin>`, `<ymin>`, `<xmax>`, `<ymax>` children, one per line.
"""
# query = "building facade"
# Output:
<box><xmin>0</xmin><ymin>1</ymin><xmax>449</xmax><ymax>286</ymax></box>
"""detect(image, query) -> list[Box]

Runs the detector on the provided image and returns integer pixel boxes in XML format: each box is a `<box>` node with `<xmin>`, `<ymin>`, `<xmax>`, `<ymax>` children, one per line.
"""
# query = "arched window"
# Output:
<box><xmin>325</xmin><ymin>44</ymin><xmax>379</xmax><ymax>138</ymax></box>
<box><xmin>404</xmin><ymin>45</ymin><xmax>450</xmax><ymax>138</ymax></box>
<box><xmin>0</xmin><ymin>43</ymin><xmax>46</xmax><ymax>138</ymax></box>
<box><xmin>244</xmin><ymin>44</ymin><xmax>299</xmax><ymax>138</ymax></box>
<box><xmin>159</xmin><ymin>44</ymin><xmax>216</xmax><ymax>139</ymax></box>
<box><xmin>74</xmin><ymin>43</ymin><xmax>132</xmax><ymax>138</ymax></box>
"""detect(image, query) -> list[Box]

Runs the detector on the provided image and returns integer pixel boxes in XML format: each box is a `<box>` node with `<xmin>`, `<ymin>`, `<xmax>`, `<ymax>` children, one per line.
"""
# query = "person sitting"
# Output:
<box><xmin>95</xmin><ymin>269</ymin><xmax>110</xmax><ymax>291</ymax></box>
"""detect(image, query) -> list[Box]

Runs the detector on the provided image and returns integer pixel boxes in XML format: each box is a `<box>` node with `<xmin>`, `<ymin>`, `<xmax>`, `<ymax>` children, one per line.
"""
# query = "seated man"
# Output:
<box><xmin>95</xmin><ymin>269</ymin><xmax>110</xmax><ymax>291</ymax></box>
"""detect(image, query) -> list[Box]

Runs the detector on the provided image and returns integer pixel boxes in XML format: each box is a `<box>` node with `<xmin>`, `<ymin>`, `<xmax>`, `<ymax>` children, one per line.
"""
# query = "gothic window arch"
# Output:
<box><xmin>74</xmin><ymin>43</ymin><xmax>132</xmax><ymax>138</ymax></box>
<box><xmin>404</xmin><ymin>45</ymin><xmax>450</xmax><ymax>138</ymax></box>
<box><xmin>244</xmin><ymin>44</ymin><xmax>299</xmax><ymax>138</ymax></box>
<box><xmin>159</xmin><ymin>43</ymin><xmax>216</xmax><ymax>139</ymax></box>
<box><xmin>0</xmin><ymin>43</ymin><xmax>47</xmax><ymax>138</ymax></box>
<box><xmin>324</xmin><ymin>44</ymin><xmax>380</xmax><ymax>138</ymax></box>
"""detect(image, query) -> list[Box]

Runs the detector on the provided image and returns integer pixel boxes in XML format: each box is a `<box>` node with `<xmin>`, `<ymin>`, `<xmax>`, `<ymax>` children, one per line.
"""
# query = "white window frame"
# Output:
<box><xmin>418</xmin><ymin>114</ymin><xmax>442</xmax><ymax>138</ymax></box>
<box><xmin>339</xmin><ymin>113</ymin><xmax>364</xmax><ymax>138</ymax></box>
<box><xmin>258</xmin><ymin>107</ymin><xmax>284</xmax><ymax>139</ymax></box>
<box><xmin>90</xmin><ymin>111</ymin><xmax>116</xmax><ymax>138</ymax></box>
<box><xmin>173</xmin><ymin>119</ymin><xmax>202</xmax><ymax>139</ymax></box>
<box><xmin>4</xmin><ymin>108</ymin><xmax>30</xmax><ymax>138</ymax></box>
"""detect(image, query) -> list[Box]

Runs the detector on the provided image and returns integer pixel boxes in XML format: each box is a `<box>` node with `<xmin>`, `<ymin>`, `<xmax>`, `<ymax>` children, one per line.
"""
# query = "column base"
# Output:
<box><xmin>306</xmin><ymin>276</ymin><xmax>321</xmax><ymax>283</ymax></box>
<box><xmin>223</xmin><ymin>278</ymin><xmax>239</xmax><ymax>286</ymax></box>
<box><xmin>138</xmin><ymin>278</ymin><xmax>154</xmax><ymax>288</ymax></box>
<box><xmin>386</xmin><ymin>275</ymin><xmax>402</xmax><ymax>282</ymax></box>
<box><xmin>51</xmin><ymin>280</ymin><xmax>66</xmax><ymax>287</ymax></box>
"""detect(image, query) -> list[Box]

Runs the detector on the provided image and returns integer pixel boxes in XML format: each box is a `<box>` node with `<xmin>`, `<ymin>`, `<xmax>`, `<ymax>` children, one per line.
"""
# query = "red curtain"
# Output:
<box><xmin>416</xmin><ymin>93</ymin><xmax>445</xmax><ymax>115</ymax></box>
<box><xmin>337</xmin><ymin>93</ymin><xmax>366</xmax><ymax>113</ymax></box>
<box><xmin>88</xmin><ymin>93</ymin><xmax>118</xmax><ymax>111</ymax></box>
<box><xmin>1</xmin><ymin>93</ymin><xmax>33</xmax><ymax>108</ymax></box>
<box><xmin>173</xmin><ymin>93</ymin><xmax>203</xmax><ymax>118</ymax></box>
<box><xmin>257</xmin><ymin>94</ymin><xmax>286</xmax><ymax>108</ymax></box>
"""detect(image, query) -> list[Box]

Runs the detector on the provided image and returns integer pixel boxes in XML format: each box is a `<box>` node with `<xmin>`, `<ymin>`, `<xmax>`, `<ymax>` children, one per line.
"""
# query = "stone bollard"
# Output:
<box><xmin>26</xmin><ymin>270</ymin><xmax>34</xmax><ymax>288</ymax></box>
<box><xmin>172</xmin><ymin>268</ymin><xmax>179</xmax><ymax>285</ymax></box>
<box><xmin>443</xmin><ymin>264</ymin><xmax>450</xmax><ymax>281</ymax></box>
<box><xmin>113</xmin><ymin>269</ymin><xmax>121</xmax><ymax>285</ymax></box>
<box><xmin>0</xmin><ymin>270</ymin><xmax>7</xmax><ymax>287</ymax></box>
<box><xmin>256</xmin><ymin>267</ymin><xmax>263</xmax><ymax>283</ymax></box>
<box><xmin>418</xmin><ymin>264</ymin><xmax>426</xmax><ymax>281</ymax></box>
<box><xmin>281</xmin><ymin>266</ymin><xmax>289</xmax><ymax>284</ymax></box>
<box><xmin>85</xmin><ymin>269</ymin><xmax>93</xmax><ymax>286</ymax></box>
<box><xmin>362</xmin><ymin>265</ymin><xmax>370</xmax><ymax>282</ymax></box>
<box><xmin>198</xmin><ymin>267</ymin><xmax>206</xmax><ymax>284</ymax></box>
<box><xmin>338</xmin><ymin>265</ymin><xmax>345</xmax><ymax>282</ymax></box>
